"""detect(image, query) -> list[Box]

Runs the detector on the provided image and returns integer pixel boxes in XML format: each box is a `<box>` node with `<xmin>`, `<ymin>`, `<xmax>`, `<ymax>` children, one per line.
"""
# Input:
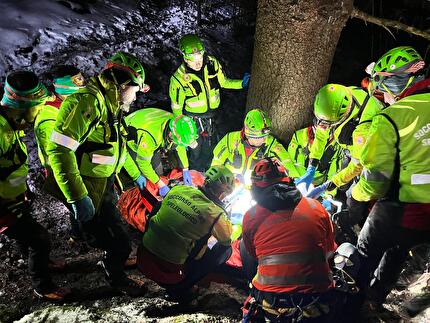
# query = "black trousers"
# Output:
<box><xmin>188</xmin><ymin>116</ymin><xmax>218</xmax><ymax>172</ymax></box>
<box><xmin>356</xmin><ymin>199</ymin><xmax>430</xmax><ymax>304</ymax></box>
<box><xmin>81</xmin><ymin>180</ymin><xmax>131</xmax><ymax>282</ymax></box>
<box><xmin>162</xmin><ymin>243</ymin><xmax>232</xmax><ymax>295</ymax></box>
<box><xmin>4</xmin><ymin>213</ymin><xmax>52</xmax><ymax>291</ymax></box>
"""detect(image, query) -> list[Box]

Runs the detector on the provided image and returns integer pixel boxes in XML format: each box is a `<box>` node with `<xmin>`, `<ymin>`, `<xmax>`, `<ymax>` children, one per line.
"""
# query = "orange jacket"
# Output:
<box><xmin>242</xmin><ymin>194</ymin><xmax>335</xmax><ymax>294</ymax></box>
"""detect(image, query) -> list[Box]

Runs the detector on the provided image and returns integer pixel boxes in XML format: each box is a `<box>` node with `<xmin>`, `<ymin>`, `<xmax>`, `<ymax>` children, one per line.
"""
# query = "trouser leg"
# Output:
<box><xmin>166</xmin><ymin>243</ymin><xmax>232</xmax><ymax>293</ymax></box>
<box><xmin>5</xmin><ymin>214</ymin><xmax>52</xmax><ymax>290</ymax></box>
<box><xmin>81</xmin><ymin>183</ymin><xmax>131</xmax><ymax>282</ymax></box>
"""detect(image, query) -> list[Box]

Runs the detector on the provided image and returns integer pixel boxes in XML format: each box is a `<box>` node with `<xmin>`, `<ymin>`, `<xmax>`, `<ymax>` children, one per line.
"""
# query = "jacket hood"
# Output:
<box><xmin>252</xmin><ymin>182</ymin><xmax>302</xmax><ymax>212</ymax></box>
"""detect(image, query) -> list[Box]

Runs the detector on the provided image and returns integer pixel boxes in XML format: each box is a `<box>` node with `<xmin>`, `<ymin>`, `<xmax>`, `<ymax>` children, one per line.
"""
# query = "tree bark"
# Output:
<box><xmin>247</xmin><ymin>0</ymin><xmax>353</xmax><ymax>142</ymax></box>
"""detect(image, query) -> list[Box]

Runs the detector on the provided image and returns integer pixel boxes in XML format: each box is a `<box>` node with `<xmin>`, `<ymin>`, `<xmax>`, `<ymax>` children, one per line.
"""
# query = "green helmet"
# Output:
<box><xmin>373</xmin><ymin>46</ymin><xmax>422</xmax><ymax>74</ymax></box>
<box><xmin>106</xmin><ymin>51</ymin><xmax>146</xmax><ymax>88</ymax></box>
<box><xmin>244</xmin><ymin>109</ymin><xmax>271</xmax><ymax>138</ymax></box>
<box><xmin>179</xmin><ymin>34</ymin><xmax>205</xmax><ymax>61</ymax></box>
<box><xmin>204</xmin><ymin>165</ymin><xmax>235</xmax><ymax>195</ymax></box>
<box><xmin>313</xmin><ymin>84</ymin><xmax>352</xmax><ymax>127</ymax></box>
<box><xmin>169</xmin><ymin>115</ymin><xmax>198</xmax><ymax>147</ymax></box>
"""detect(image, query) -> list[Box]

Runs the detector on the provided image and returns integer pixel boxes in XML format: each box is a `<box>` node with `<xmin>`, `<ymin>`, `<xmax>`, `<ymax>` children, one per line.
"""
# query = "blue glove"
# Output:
<box><xmin>134</xmin><ymin>175</ymin><xmax>147</xmax><ymax>190</ymax></box>
<box><xmin>159</xmin><ymin>185</ymin><xmax>170</xmax><ymax>197</ymax></box>
<box><xmin>183</xmin><ymin>169</ymin><xmax>193</xmax><ymax>186</ymax></box>
<box><xmin>72</xmin><ymin>196</ymin><xmax>95</xmax><ymax>223</ymax></box>
<box><xmin>321</xmin><ymin>199</ymin><xmax>332</xmax><ymax>212</ymax></box>
<box><xmin>242</xmin><ymin>73</ymin><xmax>250</xmax><ymax>88</ymax></box>
<box><xmin>295</xmin><ymin>165</ymin><xmax>316</xmax><ymax>189</ymax></box>
<box><xmin>307</xmin><ymin>181</ymin><xmax>330</xmax><ymax>199</ymax></box>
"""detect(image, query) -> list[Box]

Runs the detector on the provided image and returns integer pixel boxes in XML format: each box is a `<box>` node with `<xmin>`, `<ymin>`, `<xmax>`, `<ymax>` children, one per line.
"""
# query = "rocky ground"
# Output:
<box><xmin>1</xmin><ymin>1</ymin><xmax>430</xmax><ymax>322</ymax></box>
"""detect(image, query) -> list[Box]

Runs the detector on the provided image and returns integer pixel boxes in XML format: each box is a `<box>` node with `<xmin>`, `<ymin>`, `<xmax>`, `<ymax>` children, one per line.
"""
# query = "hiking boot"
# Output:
<box><xmin>33</xmin><ymin>284</ymin><xmax>71</xmax><ymax>301</ymax></box>
<box><xmin>110</xmin><ymin>276</ymin><xmax>146</xmax><ymax>297</ymax></box>
<box><xmin>403</xmin><ymin>289</ymin><xmax>430</xmax><ymax>317</ymax></box>
<box><xmin>165</xmin><ymin>285</ymin><xmax>199</xmax><ymax>304</ymax></box>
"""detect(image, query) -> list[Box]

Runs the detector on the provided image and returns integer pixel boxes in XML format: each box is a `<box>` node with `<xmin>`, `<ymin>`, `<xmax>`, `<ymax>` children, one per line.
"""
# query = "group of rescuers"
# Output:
<box><xmin>1</xmin><ymin>31</ymin><xmax>429</xmax><ymax>321</ymax></box>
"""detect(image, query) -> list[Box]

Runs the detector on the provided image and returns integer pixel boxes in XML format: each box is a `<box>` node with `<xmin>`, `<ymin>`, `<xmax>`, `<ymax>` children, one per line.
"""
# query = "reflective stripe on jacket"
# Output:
<box><xmin>169</xmin><ymin>55</ymin><xmax>243</xmax><ymax>115</ymax></box>
<box><xmin>211</xmin><ymin>130</ymin><xmax>300</xmax><ymax>180</ymax></box>
<box><xmin>352</xmin><ymin>91</ymin><xmax>430</xmax><ymax>203</ymax></box>
<box><xmin>47</xmin><ymin>75</ymin><xmax>137</xmax><ymax>203</ymax></box>
<box><xmin>124</xmin><ymin>108</ymin><xmax>189</xmax><ymax>184</ymax></box>
<box><xmin>0</xmin><ymin>114</ymin><xmax>28</xmax><ymax>200</ymax></box>
<box><xmin>242</xmin><ymin>198</ymin><xmax>335</xmax><ymax>294</ymax></box>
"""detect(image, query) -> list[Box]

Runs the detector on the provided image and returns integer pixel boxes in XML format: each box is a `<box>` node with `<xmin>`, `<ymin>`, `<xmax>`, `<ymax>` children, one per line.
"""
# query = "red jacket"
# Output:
<box><xmin>242</xmin><ymin>184</ymin><xmax>335</xmax><ymax>294</ymax></box>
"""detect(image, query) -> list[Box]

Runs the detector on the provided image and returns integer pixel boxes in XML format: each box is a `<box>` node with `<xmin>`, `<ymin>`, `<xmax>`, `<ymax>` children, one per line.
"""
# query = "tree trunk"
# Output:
<box><xmin>247</xmin><ymin>0</ymin><xmax>353</xmax><ymax>142</ymax></box>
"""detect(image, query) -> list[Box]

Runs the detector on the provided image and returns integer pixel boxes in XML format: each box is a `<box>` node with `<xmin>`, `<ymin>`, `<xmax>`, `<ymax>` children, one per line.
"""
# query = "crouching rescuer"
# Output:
<box><xmin>241</xmin><ymin>158</ymin><xmax>338</xmax><ymax>322</ymax></box>
<box><xmin>137</xmin><ymin>165</ymin><xmax>234</xmax><ymax>302</ymax></box>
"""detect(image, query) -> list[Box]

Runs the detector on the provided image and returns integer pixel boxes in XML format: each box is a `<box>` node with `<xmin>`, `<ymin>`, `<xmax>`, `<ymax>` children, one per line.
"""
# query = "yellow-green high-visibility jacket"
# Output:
<box><xmin>47</xmin><ymin>75</ymin><xmax>140</xmax><ymax>203</ymax></box>
<box><xmin>352</xmin><ymin>92</ymin><xmax>430</xmax><ymax>203</ymax></box>
<box><xmin>143</xmin><ymin>185</ymin><xmax>232</xmax><ymax>265</ymax></box>
<box><xmin>288</xmin><ymin>126</ymin><xmax>346</xmax><ymax>185</ymax></box>
<box><xmin>211</xmin><ymin>131</ymin><xmax>300</xmax><ymax>180</ymax></box>
<box><xmin>34</xmin><ymin>97</ymin><xmax>61</xmax><ymax>168</ymax></box>
<box><xmin>0</xmin><ymin>113</ymin><xmax>28</xmax><ymax>200</ymax></box>
<box><xmin>124</xmin><ymin>108</ymin><xmax>188</xmax><ymax>185</ymax></box>
<box><xmin>169</xmin><ymin>55</ymin><xmax>243</xmax><ymax>116</ymax></box>
<box><xmin>309</xmin><ymin>87</ymin><xmax>384</xmax><ymax>188</ymax></box>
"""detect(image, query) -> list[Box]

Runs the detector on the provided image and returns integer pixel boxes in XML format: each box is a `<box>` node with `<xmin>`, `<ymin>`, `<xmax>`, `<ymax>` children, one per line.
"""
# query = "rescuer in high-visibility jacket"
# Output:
<box><xmin>124</xmin><ymin>108</ymin><xmax>198</xmax><ymax>197</ymax></box>
<box><xmin>241</xmin><ymin>158</ymin><xmax>336</xmax><ymax>322</ymax></box>
<box><xmin>34</xmin><ymin>65</ymin><xmax>85</xmax><ymax>239</ymax></box>
<box><xmin>46</xmin><ymin>52</ymin><xmax>148</xmax><ymax>296</ymax></box>
<box><xmin>0</xmin><ymin>70</ymin><xmax>70</xmax><ymax>301</ymax></box>
<box><xmin>288</xmin><ymin>123</ymin><xmax>347</xmax><ymax>186</ymax></box>
<box><xmin>301</xmin><ymin>85</ymin><xmax>384</xmax><ymax>201</ymax></box>
<box><xmin>211</xmin><ymin>108</ymin><xmax>299</xmax><ymax>185</ymax></box>
<box><xmin>350</xmin><ymin>46</ymin><xmax>430</xmax><ymax>308</ymax></box>
<box><xmin>137</xmin><ymin>165</ymin><xmax>234</xmax><ymax>302</ymax></box>
<box><xmin>169</xmin><ymin>34</ymin><xmax>249</xmax><ymax>171</ymax></box>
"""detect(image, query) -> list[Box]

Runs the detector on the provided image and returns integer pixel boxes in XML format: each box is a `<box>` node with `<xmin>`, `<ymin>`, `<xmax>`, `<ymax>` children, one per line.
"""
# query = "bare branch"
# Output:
<box><xmin>351</xmin><ymin>7</ymin><xmax>430</xmax><ymax>41</ymax></box>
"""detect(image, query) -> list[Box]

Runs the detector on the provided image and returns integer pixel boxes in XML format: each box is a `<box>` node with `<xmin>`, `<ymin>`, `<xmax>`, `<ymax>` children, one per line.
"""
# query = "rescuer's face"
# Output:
<box><xmin>247</xmin><ymin>136</ymin><xmax>266</xmax><ymax>147</ymax></box>
<box><xmin>185</xmin><ymin>53</ymin><xmax>204</xmax><ymax>71</ymax></box>
<box><xmin>120</xmin><ymin>85</ymin><xmax>139</xmax><ymax>111</ymax></box>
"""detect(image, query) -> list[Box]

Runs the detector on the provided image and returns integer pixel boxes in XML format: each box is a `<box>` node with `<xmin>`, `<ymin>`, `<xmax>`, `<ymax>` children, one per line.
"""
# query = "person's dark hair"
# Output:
<box><xmin>7</xmin><ymin>70</ymin><xmax>39</xmax><ymax>92</ymax></box>
<box><xmin>49</xmin><ymin>65</ymin><xmax>80</xmax><ymax>79</ymax></box>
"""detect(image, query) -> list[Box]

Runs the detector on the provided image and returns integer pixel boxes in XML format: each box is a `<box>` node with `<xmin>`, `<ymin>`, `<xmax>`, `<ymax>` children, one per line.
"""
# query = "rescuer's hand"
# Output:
<box><xmin>182</xmin><ymin>169</ymin><xmax>193</xmax><ymax>186</ymax></box>
<box><xmin>307</xmin><ymin>180</ymin><xmax>332</xmax><ymax>199</ymax></box>
<box><xmin>295</xmin><ymin>165</ymin><xmax>316</xmax><ymax>189</ymax></box>
<box><xmin>134</xmin><ymin>175</ymin><xmax>147</xmax><ymax>190</ymax></box>
<box><xmin>72</xmin><ymin>196</ymin><xmax>95</xmax><ymax>223</ymax></box>
<box><xmin>242</xmin><ymin>73</ymin><xmax>250</xmax><ymax>88</ymax></box>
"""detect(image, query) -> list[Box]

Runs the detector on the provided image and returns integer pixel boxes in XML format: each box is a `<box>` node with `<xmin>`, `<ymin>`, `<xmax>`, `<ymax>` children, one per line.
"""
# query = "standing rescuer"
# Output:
<box><xmin>137</xmin><ymin>165</ymin><xmax>234</xmax><ymax>302</ymax></box>
<box><xmin>0</xmin><ymin>70</ymin><xmax>70</xmax><ymax>300</ymax></box>
<box><xmin>350</xmin><ymin>46</ymin><xmax>430</xmax><ymax>309</ymax></box>
<box><xmin>124</xmin><ymin>108</ymin><xmax>198</xmax><ymax>197</ymax></box>
<box><xmin>169</xmin><ymin>34</ymin><xmax>249</xmax><ymax>171</ymax></box>
<box><xmin>34</xmin><ymin>65</ymin><xmax>85</xmax><ymax>240</ymax></box>
<box><xmin>241</xmin><ymin>158</ymin><xmax>336</xmax><ymax>322</ymax></box>
<box><xmin>212</xmin><ymin>108</ymin><xmax>299</xmax><ymax>184</ymax></box>
<box><xmin>46</xmin><ymin>51</ymin><xmax>148</xmax><ymax>295</ymax></box>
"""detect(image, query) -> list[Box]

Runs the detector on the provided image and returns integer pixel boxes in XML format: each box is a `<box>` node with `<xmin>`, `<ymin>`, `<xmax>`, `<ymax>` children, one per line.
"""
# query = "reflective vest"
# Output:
<box><xmin>211</xmin><ymin>131</ymin><xmax>300</xmax><ymax>180</ymax></box>
<box><xmin>353</xmin><ymin>91</ymin><xmax>430</xmax><ymax>203</ymax></box>
<box><xmin>242</xmin><ymin>198</ymin><xmax>335</xmax><ymax>294</ymax></box>
<box><xmin>0</xmin><ymin>113</ymin><xmax>28</xmax><ymax>200</ymax></box>
<box><xmin>124</xmin><ymin>108</ymin><xmax>189</xmax><ymax>184</ymax></box>
<box><xmin>47</xmin><ymin>75</ymin><xmax>136</xmax><ymax>203</ymax></box>
<box><xmin>288</xmin><ymin>126</ymin><xmax>345</xmax><ymax>185</ymax></box>
<box><xmin>169</xmin><ymin>55</ymin><xmax>243</xmax><ymax>116</ymax></box>
<box><xmin>143</xmin><ymin>185</ymin><xmax>232</xmax><ymax>265</ymax></box>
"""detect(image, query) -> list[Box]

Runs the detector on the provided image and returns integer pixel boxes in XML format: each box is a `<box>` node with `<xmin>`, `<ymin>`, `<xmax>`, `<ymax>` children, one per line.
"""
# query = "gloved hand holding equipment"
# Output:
<box><xmin>182</xmin><ymin>169</ymin><xmax>193</xmax><ymax>186</ymax></box>
<box><xmin>295</xmin><ymin>165</ymin><xmax>316</xmax><ymax>189</ymax></box>
<box><xmin>158</xmin><ymin>184</ymin><xmax>170</xmax><ymax>197</ymax></box>
<box><xmin>307</xmin><ymin>180</ymin><xmax>333</xmax><ymax>199</ymax></box>
<box><xmin>72</xmin><ymin>196</ymin><xmax>95</xmax><ymax>222</ymax></box>
<box><xmin>134</xmin><ymin>175</ymin><xmax>147</xmax><ymax>190</ymax></box>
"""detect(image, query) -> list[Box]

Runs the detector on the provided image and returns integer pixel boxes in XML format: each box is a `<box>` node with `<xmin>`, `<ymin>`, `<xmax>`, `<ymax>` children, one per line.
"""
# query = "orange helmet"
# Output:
<box><xmin>251</xmin><ymin>158</ymin><xmax>292</xmax><ymax>188</ymax></box>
